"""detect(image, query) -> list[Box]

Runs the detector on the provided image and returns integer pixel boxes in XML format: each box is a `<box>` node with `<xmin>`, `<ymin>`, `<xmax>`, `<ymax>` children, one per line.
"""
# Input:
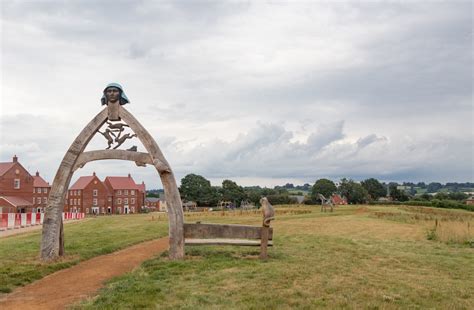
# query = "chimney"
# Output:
<box><xmin>13</xmin><ymin>155</ymin><xmax>18</xmax><ymax>163</ymax></box>
<box><xmin>93</xmin><ymin>171</ymin><xmax>96</xmax><ymax>176</ymax></box>
<box><xmin>128</xmin><ymin>173</ymin><xmax>131</xmax><ymax>178</ymax></box>
<box><xmin>36</xmin><ymin>171</ymin><xmax>40</xmax><ymax>177</ymax></box>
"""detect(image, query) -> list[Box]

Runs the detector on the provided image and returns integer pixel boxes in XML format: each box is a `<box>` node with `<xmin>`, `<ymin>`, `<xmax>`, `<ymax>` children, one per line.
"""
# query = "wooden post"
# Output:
<box><xmin>259</xmin><ymin>226</ymin><xmax>269</xmax><ymax>260</ymax></box>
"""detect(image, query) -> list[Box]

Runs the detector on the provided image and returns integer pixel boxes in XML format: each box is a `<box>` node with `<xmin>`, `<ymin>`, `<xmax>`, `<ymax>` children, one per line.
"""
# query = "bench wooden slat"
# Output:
<box><xmin>185</xmin><ymin>238</ymin><xmax>273</xmax><ymax>246</ymax></box>
<box><xmin>184</xmin><ymin>223</ymin><xmax>273</xmax><ymax>240</ymax></box>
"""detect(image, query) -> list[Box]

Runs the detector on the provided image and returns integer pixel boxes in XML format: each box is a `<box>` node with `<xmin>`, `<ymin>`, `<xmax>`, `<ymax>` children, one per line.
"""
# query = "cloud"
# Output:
<box><xmin>1</xmin><ymin>1</ymin><xmax>472</xmax><ymax>187</ymax></box>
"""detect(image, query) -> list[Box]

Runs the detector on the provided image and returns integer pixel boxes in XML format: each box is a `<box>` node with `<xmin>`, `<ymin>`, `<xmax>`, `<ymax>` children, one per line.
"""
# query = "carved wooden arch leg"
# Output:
<box><xmin>41</xmin><ymin>109</ymin><xmax>108</xmax><ymax>261</ymax></box>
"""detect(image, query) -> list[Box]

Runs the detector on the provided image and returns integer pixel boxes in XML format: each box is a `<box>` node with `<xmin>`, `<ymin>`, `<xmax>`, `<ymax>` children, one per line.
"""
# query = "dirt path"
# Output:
<box><xmin>0</xmin><ymin>237</ymin><xmax>169</xmax><ymax>310</ymax></box>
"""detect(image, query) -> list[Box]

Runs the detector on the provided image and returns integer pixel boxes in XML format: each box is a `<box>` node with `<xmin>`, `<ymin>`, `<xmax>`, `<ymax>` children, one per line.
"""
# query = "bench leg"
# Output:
<box><xmin>260</xmin><ymin>226</ymin><xmax>270</xmax><ymax>260</ymax></box>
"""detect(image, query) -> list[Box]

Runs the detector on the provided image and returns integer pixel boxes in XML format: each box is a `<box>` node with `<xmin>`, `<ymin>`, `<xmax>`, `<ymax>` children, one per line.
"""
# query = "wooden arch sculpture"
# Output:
<box><xmin>40</xmin><ymin>103</ymin><xmax>184</xmax><ymax>261</ymax></box>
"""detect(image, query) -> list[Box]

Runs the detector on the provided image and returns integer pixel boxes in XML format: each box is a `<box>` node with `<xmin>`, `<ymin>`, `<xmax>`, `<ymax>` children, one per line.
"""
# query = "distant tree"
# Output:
<box><xmin>361</xmin><ymin>178</ymin><xmax>386</xmax><ymax>200</ymax></box>
<box><xmin>389</xmin><ymin>184</ymin><xmax>409</xmax><ymax>202</ymax></box>
<box><xmin>427</xmin><ymin>182</ymin><xmax>443</xmax><ymax>193</ymax></box>
<box><xmin>179</xmin><ymin>174</ymin><xmax>219</xmax><ymax>206</ymax></box>
<box><xmin>311</xmin><ymin>179</ymin><xmax>337</xmax><ymax>202</ymax></box>
<box><xmin>416</xmin><ymin>182</ymin><xmax>426</xmax><ymax>188</ymax></box>
<box><xmin>448</xmin><ymin>192</ymin><xmax>468</xmax><ymax>200</ymax></box>
<box><xmin>338</xmin><ymin>178</ymin><xmax>369</xmax><ymax>204</ymax></box>
<box><xmin>220</xmin><ymin>179</ymin><xmax>247</xmax><ymax>206</ymax></box>
<box><xmin>421</xmin><ymin>193</ymin><xmax>432</xmax><ymax>201</ymax></box>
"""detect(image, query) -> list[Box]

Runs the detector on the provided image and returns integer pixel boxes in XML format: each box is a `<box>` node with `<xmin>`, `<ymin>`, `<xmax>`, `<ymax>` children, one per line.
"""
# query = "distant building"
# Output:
<box><xmin>0</xmin><ymin>155</ymin><xmax>50</xmax><ymax>213</ymax></box>
<box><xmin>145</xmin><ymin>197</ymin><xmax>160</xmax><ymax>211</ymax></box>
<box><xmin>466</xmin><ymin>197</ymin><xmax>474</xmax><ymax>205</ymax></box>
<box><xmin>64</xmin><ymin>173</ymin><xmax>146</xmax><ymax>215</ymax></box>
<box><xmin>64</xmin><ymin>172</ymin><xmax>109</xmax><ymax>214</ymax></box>
<box><xmin>331</xmin><ymin>194</ymin><xmax>348</xmax><ymax>205</ymax></box>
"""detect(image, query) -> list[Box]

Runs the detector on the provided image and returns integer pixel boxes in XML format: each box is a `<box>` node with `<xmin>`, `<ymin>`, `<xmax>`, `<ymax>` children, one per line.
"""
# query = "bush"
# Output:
<box><xmin>369</xmin><ymin>200</ymin><xmax>473</xmax><ymax>212</ymax></box>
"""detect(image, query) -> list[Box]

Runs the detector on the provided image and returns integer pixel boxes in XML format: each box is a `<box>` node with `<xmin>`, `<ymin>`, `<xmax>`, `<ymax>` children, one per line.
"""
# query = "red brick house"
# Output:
<box><xmin>104</xmin><ymin>174</ymin><xmax>143</xmax><ymax>214</ymax></box>
<box><xmin>145</xmin><ymin>197</ymin><xmax>160</xmax><ymax>211</ymax></box>
<box><xmin>331</xmin><ymin>194</ymin><xmax>348</xmax><ymax>205</ymax></box>
<box><xmin>32</xmin><ymin>171</ymin><xmax>51</xmax><ymax>213</ymax></box>
<box><xmin>0</xmin><ymin>155</ymin><xmax>49</xmax><ymax>213</ymax></box>
<box><xmin>64</xmin><ymin>172</ymin><xmax>110</xmax><ymax>214</ymax></box>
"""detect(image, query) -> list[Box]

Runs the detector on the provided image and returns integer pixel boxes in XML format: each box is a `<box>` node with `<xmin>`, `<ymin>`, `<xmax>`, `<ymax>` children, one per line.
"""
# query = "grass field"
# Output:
<box><xmin>0</xmin><ymin>214</ymin><xmax>169</xmax><ymax>294</ymax></box>
<box><xmin>73</xmin><ymin>205</ymin><xmax>472</xmax><ymax>309</ymax></box>
<box><xmin>1</xmin><ymin>206</ymin><xmax>473</xmax><ymax>309</ymax></box>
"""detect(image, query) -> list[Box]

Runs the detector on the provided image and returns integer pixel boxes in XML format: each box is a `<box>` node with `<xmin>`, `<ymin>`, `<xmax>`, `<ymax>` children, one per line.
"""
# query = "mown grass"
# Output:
<box><xmin>0</xmin><ymin>214</ymin><xmax>168</xmax><ymax>294</ymax></box>
<box><xmin>75</xmin><ymin>205</ymin><xmax>474</xmax><ymax>309</ymax></box>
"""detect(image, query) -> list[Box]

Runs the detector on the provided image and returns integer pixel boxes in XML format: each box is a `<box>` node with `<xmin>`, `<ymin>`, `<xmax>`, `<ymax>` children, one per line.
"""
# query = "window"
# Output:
<box><xmin>78</xmin><ymin>199</ymin><xmax>81</xmax><ymax>205</ymax></box>
<box><xmin>93</xmin><ymin>198</ymin><xmax>98</xmax><ymax>206</ymax></box>
<box><xmin>43</xmin><ymin>197</ymin><xmax>47</xmax><ymax>204</ymax></box>
<box><xmin>43</xmin><ymin>188</ymin><xmax>47</xmax><ymax>194</ymax></box>
<box><xmin>117</xmin><ymin>198</ymin><xmax>122</xmax><ymax>205</ymax></box>
<box><xmin>124</xmin><ymin>198</ymin><xmax>128</xmax><ymax>205</ymax></box>
<box><xmin>74</xmin><ymin>199</ymin><xmax>77</xmax><ymax>205</ymax></box>
<box><xmin>131</xmin><ymin>198</ymin><xmax>136</xmax><ymax>204</ymax></box>
<box><xmin>37</xmin><ymin>188</ymin><xmax>41</xmax><ymax>193</ymax></box>
<box><xmin>131</xmin><ymin>190</ymin><xmax>135</xmax><ymax>196</ymax></box>
<box><xmin>69</xmin><ymin>199</ymin><xmax>72</xmax><ymax>205</ymax></box>
<box><xmin>93</xmin><ymin>189</ymin><xmax>98</xmax><ymax>196</ymax></box>
<box><xmin>37</xmin><ymin>197</ymin><xmax>42</xmax><ymax>204</ymax></box>
<box><xmin>108</xmin><ymin>197</ymin><xmax>112</xmax><ymax>202</ymax></box>
<box><xmin>117</xmin><ymin>190</ymin><xmax>122</xmax><ymax>195</ymax></box>
<box><xmin>14</xmin><ymin>179</ymin><xmax>20</xmax><ymax>189</ymax></box>
<box><xmin>124</xmin><ymin>190</ymin><xmax>128</xmax><ymax>195</ymax></box>
<box><xmin>33</xmin><ymin>188</ymin><xmax>35</xmax><ymax>193</ymax></box>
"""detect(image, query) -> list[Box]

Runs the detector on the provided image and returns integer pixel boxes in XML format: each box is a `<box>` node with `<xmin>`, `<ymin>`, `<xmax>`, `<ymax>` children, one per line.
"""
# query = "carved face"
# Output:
<box><xmin>105</xmin><ymin>87</ymin><xmax>120</xmax><ymax>104</ymax></box>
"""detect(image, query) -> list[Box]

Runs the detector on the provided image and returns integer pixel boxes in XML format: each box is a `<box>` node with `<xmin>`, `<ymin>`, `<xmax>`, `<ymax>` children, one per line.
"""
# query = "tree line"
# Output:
<box><xmin>162</xmin><ymin>174</ymin><xmax>472</xmax><ymax>208</ymax></box>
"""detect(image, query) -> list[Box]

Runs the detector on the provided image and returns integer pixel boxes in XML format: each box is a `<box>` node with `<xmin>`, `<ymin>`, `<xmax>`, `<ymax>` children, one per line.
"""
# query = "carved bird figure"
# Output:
<box><xmin>127</xmin><ymin>145</ymin><xmax>138</xmax><ymax>152</ymax></box>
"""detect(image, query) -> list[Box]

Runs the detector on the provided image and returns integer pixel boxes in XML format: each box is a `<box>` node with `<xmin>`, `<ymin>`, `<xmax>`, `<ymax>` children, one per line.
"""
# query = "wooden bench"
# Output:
<box><xmin>184</xmin><ymin>197</ymin><xmax>275</xmax><ymax>259</ymax></box>
<box><xmin>184</xmin><ymin>223</ymin><xmax>273</xmax><ymax>246</ymax></box>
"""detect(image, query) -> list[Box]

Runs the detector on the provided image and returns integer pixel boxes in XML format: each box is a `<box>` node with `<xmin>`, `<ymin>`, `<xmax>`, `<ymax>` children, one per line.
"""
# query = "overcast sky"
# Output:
<box><xmin>0</xmin><ymin>1</ymin><xmax>472</xmax><ymax>189</ymax></box>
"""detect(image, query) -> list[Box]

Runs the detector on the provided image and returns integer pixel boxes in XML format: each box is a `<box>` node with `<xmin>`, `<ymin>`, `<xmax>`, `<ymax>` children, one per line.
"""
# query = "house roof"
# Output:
<box><xmin>33</xmin><ymin>172</ymin><xmax>50</xmax><ymax>187</ymax></box>
<box><xmin>70</xmin><ymin>176</ymin><xmax>96</xmax><ymax>190</ymax></box>
<box><xmin>105</xmin><ymin>176</ymin><xmax>139</xmax><ymax>190</ymax></box>
<box><xmin>0</xmin><ymin>196</ymin><xmax>33</xmax><ymax>207</ymax></box>
<box><xmin>146</xmin><ymin>197</ymin><xmax>160</xmax><ymax>202</ymax></box>
<box><xmin>136</xmin><ymin>183</ymin><xmax>146</xmax><ymax>192</ymax></box>
<box><xmin>0</xmin><ymin>162</ymin><xmax>15</xmax><ymax>176</ymax></box>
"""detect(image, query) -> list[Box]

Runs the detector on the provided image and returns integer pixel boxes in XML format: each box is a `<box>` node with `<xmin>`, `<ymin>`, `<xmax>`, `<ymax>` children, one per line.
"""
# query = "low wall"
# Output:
<box><xmin>0</xmin><ymin>212</ymin><xmax>85</xmax><ymax>231</ymax></box>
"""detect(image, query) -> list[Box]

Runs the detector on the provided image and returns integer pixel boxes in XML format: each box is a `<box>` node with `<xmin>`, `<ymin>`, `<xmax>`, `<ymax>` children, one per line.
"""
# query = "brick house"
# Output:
<box><xmin>64</xmin><ymin>172</ymin><xmax>110</xmax><ymax>214</ymax></box>
<box><xmin>32</xmin><ymin>171</ymin><xmax>51</xmax><ymax>213</ymax></box>
<box><xmin>145</xmin><ymin>197</ymin><xmax>160</xmax><ymax>211</ymax></box>
<box><xmin>331</xmin><ymin>194</ymin><xmax>348</xmax><ymax>205</ymax></box>
<box><xmin>104</xmin><ymin>174</ymin><xmax>143</xmax><ymax>214</ymax></box>
<box><xmin>0</xmin><ymin>155</ymin><xmax>48</xmax><ymax>213</ymax></box>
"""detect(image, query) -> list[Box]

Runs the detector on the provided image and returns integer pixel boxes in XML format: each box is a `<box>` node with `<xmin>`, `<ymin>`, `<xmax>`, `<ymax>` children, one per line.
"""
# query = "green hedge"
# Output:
<box><xmin>369</xmin><ymin>200</ymin><xmax>473</xmax><ymax>211</ymax></box>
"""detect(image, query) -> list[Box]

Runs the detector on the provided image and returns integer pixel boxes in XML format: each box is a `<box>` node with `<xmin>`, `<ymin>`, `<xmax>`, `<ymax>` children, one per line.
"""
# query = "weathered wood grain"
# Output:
<box><xmin>185</xmin><ymin>238</ymin><xmax>274</xmax><ymax>246</ymax></box>
<box><xmin>74</xmin><ymin>150</ymin><xmax>153</xmax><ymax>171</ymax></box>
<box><xmin>41</xmin><ymin>108</ymin><xmax>108</xmax><ymax>261</ymax></box>
<box><xmin>184</xmin><ymin>223</ymin><xmax>273</xmax><ymax>240</ymax></box>
<box><xmin>120</xmin><ymin>107</ymin><xmax>184</xmax><ymax>260</ymax></box>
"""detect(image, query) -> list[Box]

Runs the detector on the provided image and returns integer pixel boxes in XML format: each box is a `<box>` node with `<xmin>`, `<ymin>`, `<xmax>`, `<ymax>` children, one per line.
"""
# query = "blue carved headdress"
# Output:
<box><xmin>101</xmin><ymin>82</ymin><xmax>130</xmax><ymax>105</ymax></box>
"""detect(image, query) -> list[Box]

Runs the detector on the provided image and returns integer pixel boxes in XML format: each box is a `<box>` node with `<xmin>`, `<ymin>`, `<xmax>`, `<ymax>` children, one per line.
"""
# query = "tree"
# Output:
<box><xmin>389</xmin><ymin>184</ymin><xmax>409</xmax><ymax>202</ymax></box>
<box><xmin>179</xmin><ymin>174</ymin><xmax>219</xmax><ymax>206</ymax></box>
<box><xmin>311</xmin><ymin>179</ymin><xmax>337</xmax><ymax>202</ymax></box>
<box><xmin>338</xmin><ymin>178</ymin><xmax>369</xmax><ymax>204</ymax></box>
<box><xmin>220</xmin><ymin>179</ymin><xmax>247</xmax><ymax>206</ymax></box>
<box><xmin>427</xmin><ymin>182</ymin><xmax>443</xmax><ymax>193</ymax></box>
<box><xmin>361</xmin><ymin>178</ymin><xmax>386</xmax><ymax>200</ymax></box>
